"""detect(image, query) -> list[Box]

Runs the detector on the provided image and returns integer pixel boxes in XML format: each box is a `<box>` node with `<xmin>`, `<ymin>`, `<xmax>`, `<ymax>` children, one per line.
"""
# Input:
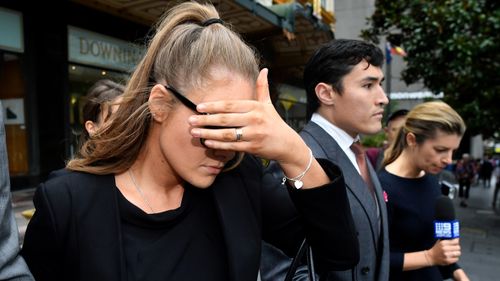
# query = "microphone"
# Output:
<box><xmin>434</xmin><ymin>196</ymin><xmax>460</xmax><ymax>239</ymax></box>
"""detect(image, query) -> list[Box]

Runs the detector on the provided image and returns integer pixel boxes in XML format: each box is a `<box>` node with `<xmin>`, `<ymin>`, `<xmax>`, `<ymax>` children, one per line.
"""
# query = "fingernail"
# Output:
<box><xmin>188</xmin><ymin>115</ymin><xmax>198</xmax><ymax>124</ymax></box>
<box><xmin>197</xmin><ymin>103</ymin><xmax>206</xmax><ymax>112</ymax></box>
<box><xmin>191</xmin><ymin>128</ymin><xmax>201</xmax><ymax>137</ymax></box>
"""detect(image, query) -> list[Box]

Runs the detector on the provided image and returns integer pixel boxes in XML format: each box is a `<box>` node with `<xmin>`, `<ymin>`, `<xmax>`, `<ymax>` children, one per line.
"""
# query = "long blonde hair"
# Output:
<box><xmin>383</xmin><ymin>101</ymin><xmax>466</xmax><ymax>166</ymax></box>
<box><xmin>67</xmin><ymin>2</ymin><xmax>259</xmax><ymax>174</ymax></box>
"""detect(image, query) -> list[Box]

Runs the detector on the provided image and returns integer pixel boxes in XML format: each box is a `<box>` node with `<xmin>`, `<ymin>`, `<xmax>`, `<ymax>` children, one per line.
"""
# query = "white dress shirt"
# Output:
<box><xmin>311</xmin><ymin>113</ymin><xmax>381</xmax><ymax>222</ymax></box>
<box><xmin>311</xmin><ymin>113</ymin><xmax>361</xmax><ymax>174</ymax></box>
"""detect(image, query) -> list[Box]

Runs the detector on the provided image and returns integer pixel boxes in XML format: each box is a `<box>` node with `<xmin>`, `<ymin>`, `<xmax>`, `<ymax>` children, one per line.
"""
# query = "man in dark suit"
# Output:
<box><xmin>301</xmin><ymin>39</ymin><xmax>390</xmax><ymax>281</ymax></box>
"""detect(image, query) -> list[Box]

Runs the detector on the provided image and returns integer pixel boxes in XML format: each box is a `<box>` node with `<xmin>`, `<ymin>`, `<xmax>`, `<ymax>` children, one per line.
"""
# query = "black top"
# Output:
<box><xmin>378</xmin><ymin>170</ymin><xmax>457</xmax><ymax>281</ymax></box>
<box><xmin>21</xmin><ymin>156</ymin><xmax>359</xmax><ymax>281</ymax></box>
<box><xmin>118</xmin><ymin>185</ymin><xmax>229</xmax><ymax>281</ymax></box>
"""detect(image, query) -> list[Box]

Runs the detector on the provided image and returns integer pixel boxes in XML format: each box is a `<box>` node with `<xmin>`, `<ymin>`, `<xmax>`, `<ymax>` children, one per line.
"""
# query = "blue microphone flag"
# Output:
<box><xmin>434</xmin><ymin>220</ymin><xmax>459</xmax><ymax>239</ymax></box>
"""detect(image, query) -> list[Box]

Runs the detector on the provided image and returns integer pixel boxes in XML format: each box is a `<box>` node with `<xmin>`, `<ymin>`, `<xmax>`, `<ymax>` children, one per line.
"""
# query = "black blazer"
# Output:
<box><xmin>21</xmin><ymin>156</ymin><xmax>358</xmax><ymax>281</ymax></box>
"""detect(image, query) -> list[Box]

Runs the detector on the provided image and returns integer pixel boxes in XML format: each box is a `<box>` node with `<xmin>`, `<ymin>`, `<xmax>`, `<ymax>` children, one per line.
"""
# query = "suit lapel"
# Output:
<box><xmin>301</xmin><ymin>123</ymin><xmax>380</xmax><ymax>237</ymax></box>
<box><xmin>368</xmin><ymin>162</ymin><xmax>389</xmax><ymax>252</ymax></box>
<box><xmin>211</xmin><ymin>169</ymin><xmax>260</xmax><ymax>281</ymax></box>
<box><xmin>368</xmin><ymin>162</ymin><xmax>385</xmax><ymax>220</ymax></box>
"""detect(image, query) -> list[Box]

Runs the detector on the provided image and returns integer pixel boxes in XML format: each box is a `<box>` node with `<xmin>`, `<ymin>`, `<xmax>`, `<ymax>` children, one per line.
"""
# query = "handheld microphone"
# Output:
<box><xmin>434</xmin><ymin>196</ymin><xmax>459</xmax><ymax>239</ymax></box>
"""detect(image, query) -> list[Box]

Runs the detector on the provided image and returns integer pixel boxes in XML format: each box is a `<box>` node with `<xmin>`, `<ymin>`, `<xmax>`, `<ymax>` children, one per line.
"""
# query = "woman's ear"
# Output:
<box><xmin>315</xmin><ymin>82</ymin><xmax>336</xmax><ymax>106</ymax></box>
<box><xmin>148</xmin><ymin>84</ymin><xmax>170</xmax><ymax>122</ymax></box>
<box><xmin>406</xmin><ymin>132</ymin><xmax>417</xmax><ymax>147</ymax></box>
<box><xmin>85</xmin><ymin>120</ymin><xmax>97</xmax><ymax>136</ymax></box>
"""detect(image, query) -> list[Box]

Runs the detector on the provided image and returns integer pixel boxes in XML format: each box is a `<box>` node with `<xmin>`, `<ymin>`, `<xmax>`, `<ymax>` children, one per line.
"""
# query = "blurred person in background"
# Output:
<box><xmin>455</xmin><ymin>153</ymin><xmax>475</xmax><ymax>207</ymax></box>
<box><xmin>478</xmin><ymin>155</ymin><xmax>493</xmax><ymax>188</ymax></box>
<box><xmin>49</xmin><ymin>79</ymin><xmax>124</xmax><ymax>179</ymax></box>
<box><xmin>78</xmin><ymin>80</ymin><xmax>124</xmax><ymax>144</ymax></box>
<box><xmin>367</xmin><ymin>109</ymin><xmax>408</xmax><ymax>171</ymax></box>
<box><xmin>492</xmin><ymin>160</ymin><xmax>500</xmax><ymax>209</ymax></box>
<box><xmin>18</xmin><ymin>80</ymin><xmax>125</xmax><ymax>221</ymax></box>
<box><xmin>378</xmin><ymin>101</ymin><xmax>469</xmax><ymax>281</ymax></box>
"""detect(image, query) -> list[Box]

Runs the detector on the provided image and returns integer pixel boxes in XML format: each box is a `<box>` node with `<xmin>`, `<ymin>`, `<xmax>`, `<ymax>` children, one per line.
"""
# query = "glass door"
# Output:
<box><xmin>0</xmin><ymin>52</ymin><xmax>29</xmax><ymax>175</ymax></box>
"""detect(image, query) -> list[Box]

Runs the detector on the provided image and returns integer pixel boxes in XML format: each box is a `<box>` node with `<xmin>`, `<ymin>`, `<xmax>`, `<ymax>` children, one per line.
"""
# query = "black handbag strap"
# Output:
<box><xmin>284</xmin><ymin>239</ymin><xmax>317</xmax><ymax>281</ymax></box>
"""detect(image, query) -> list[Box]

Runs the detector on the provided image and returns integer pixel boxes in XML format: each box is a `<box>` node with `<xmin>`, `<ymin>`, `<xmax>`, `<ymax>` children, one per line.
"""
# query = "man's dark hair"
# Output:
<box><xmin>303</xmin><ymin>39</ymin><xmax>384</xmax><ymax>119</ymax></box>
<box><xmin>385</xmin><ymin>109</ymin><xmax>408</xmax><ymax>126</ymax></box>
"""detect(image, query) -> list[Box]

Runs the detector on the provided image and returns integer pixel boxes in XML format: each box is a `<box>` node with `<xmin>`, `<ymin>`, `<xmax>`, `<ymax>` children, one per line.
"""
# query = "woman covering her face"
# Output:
<box><xmin>378</xmin><ymin>101</ymin><xmax>470</xmax><ymax>281</ymax></box>
<box><xmin>21</xmin><ymin>2</ymin><xmax>359</xmax><ymax>281</ymax></box>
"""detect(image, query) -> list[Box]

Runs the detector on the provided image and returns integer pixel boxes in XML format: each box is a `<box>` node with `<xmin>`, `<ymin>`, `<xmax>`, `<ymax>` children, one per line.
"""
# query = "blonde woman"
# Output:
<box><xmin>378</xmin><ymin>101</ymin><xmax>469</xmax><ymax>281</ymax></box>
<box><xmin>20</xmin><ymin>2</ymin><xmax>358</xmax><ymax>281</ymax></box>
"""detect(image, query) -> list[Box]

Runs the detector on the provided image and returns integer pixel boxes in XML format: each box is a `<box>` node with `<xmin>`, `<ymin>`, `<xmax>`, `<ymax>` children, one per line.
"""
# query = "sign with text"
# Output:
<box><xmin>434</xmin><ymin>220</ymin><xmax>460</xmax><ymax>239</ymax></box>
<box><xmin>68</xmin><ymin>26</ymin><xmax>144</xmax><ymax>72</ymax></box>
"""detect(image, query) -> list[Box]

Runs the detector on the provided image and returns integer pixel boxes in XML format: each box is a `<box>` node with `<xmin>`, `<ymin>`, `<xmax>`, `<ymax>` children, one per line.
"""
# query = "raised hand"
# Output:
<box><xmin>188</xmin><ymin>68</ymin><xmax>305</xmax><ymax>163</ymax></box>
<box><xmin>188</xmin><ymin>68</ymin><xmax>329</xmax><ymax>189</ymax></box>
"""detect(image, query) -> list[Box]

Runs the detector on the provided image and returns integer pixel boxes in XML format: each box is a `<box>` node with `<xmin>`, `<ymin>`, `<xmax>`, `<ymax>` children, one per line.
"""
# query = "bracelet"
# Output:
<box><xmin>423</xmin><ymin>250</ymin><xmax>432</xmax><ymax>267</ymax></box>
<box><xmin>281</xmin><ymin>148</ymin><xmax>313</xmax><ymax>189</ymax></box>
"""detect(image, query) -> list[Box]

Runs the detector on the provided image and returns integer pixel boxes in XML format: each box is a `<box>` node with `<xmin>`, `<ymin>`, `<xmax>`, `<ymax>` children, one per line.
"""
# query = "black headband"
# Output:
<box><xmin>201</xmin><ymin>18</ymin><xmax>224</xmax><ymax>27</ymax></box>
